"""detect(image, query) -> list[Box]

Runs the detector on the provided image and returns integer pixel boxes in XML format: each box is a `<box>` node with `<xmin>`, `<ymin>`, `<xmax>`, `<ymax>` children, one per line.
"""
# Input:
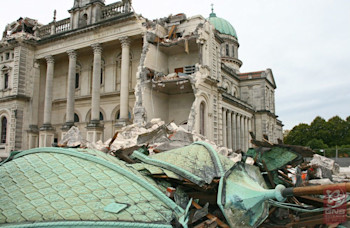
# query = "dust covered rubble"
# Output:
<box><xmin>65</xmin><ymin>118</ymin><xmax>241</xmax><ymax>162</ymax></box>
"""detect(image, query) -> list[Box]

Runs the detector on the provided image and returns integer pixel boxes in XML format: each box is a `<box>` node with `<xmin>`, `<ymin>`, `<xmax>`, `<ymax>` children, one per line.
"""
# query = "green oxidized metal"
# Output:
<box><xmin>0</xmin><ymin>147</ymin><xmax>182</xmax><ymax>227</ymax></box>
<box><xmin>246</xmin><ymin>147</ymin><xmax>301</xmax><ymax>171</ymax></box>
<box><xmin>208</xmin><ymin>12</ymin><xmax>238</xmax><ymax>39</ymax></box>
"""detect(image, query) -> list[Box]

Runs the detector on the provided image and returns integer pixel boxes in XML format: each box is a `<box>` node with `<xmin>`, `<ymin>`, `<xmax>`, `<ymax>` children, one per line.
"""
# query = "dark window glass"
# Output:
<box><xmin>226</xmin><ymin>44</ymin><xmax>229</xmax><ymax>56</ymax></box>
<box><xmin>200</xmin><ymin>102</ymin><xmax>205</xmax><ymax>135</ymax></box>
<box><xmin>74</xmin><ymin>113</ymin><xmax>79</xmax><ymax>122</ymax></box>
<box><xmin>75</xmin><ymin>73</ymin><xmax>79</xmax><ymax>89</ymax></box>
<box><xmin>4</xmin><ymin>73</ymin><xmax>8</xmax><ymax>89</ymax></box>
<box><xmin>116</xmin><ymin>111</ymin><xmax>131</xmax><ymax>120</ymax></box>
<box><xmin>1</xmin><ymin>117</ymin><xmax>7</xmax><ymax>143</ymax></box>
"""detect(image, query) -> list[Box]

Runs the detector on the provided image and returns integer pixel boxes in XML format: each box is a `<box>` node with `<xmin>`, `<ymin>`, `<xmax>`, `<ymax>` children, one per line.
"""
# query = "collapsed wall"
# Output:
<box><xmin>132</xmin><ymin>14</ymin><xmax>214</xmax><ymax>132</ymax></box>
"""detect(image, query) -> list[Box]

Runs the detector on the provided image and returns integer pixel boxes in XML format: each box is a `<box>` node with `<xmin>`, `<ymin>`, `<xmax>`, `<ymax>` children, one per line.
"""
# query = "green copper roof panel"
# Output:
<box><xmin>133</xmin><ymin>142</ymin><xmax>235</xmax><ymax>185</ymax></box>
<box><xmin>208</xmin><ymin>13</ymin><xmax>238</xmax><ymax>39</ymax></box>
<box><xmin>0</xmin><ymin>148</ymin><xmax>179</xmax><ymax>226</ymax></box>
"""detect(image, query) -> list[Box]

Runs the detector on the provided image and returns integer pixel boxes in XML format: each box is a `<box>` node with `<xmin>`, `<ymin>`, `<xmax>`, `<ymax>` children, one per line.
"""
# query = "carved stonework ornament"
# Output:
<box><xmin>91</xmin><ymin>43</ymin><xmax>102</xmax><ymax>54</ymax></box>
<box><xmin>119</xmin><ymin>37</ymin><xmax>130</xmax><ymax>48</ymax></box>
<box><xmin>45</xmin><ymin>55</ymin><xmax>54</xmax><ymax>64</ymax></box>
<box><xmin>67</xmin><ymin>50</ymin><xmax>77</xmax><ymax>59</ymax></box>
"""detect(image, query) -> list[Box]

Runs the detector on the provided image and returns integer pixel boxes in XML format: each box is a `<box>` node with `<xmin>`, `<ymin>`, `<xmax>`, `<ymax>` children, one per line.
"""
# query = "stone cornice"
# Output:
<box><xmin>221</xmin><ymin>57</ymin><xmax>242</xmax><ymax>67</ymax></box>
<box><xmin>37</xmin><ymin>12</ymin><xmax>136</xmax><ymax>45</ymax></box>
<box><xmin>214</xmin><ymin>33</ymin><xmax>224</xmax><ymax>43</ymax></box>
<box><xmin>204</xmin><ymin>76</ymin><xmax>219</xmax><ymax>86</ymax></box>
<box><xmin>0</xmin><ymin>94</ymin><xmax>31</xmax><ymax>102</ymax></box>
<box><xmin>221</xmin><ymin>63</ymin><xmax>240</xmax><ymax>80</ymax></box>
<box><xmin>52</xmin><ymin>90</ymin><xmax>135</xmax><ymax>104</ymax></box>
<box><xmin>256</xmin><ymin>109</ymin><xmax>278</xmax><ymax>118</ymax></box>
<box><xmin>221</xmin><ymin>91</ymin><xmax>255</xmax><ymax>113</ymax></box>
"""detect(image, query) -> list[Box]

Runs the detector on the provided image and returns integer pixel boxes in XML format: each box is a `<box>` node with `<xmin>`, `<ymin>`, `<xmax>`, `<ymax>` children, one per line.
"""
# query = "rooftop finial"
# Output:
<box><xmin>209</xmin><ymin>3</ymin><xmax>216</xmax><ymax>17</ymax></box>
<box><xmin>53</xmin><ymin>10</ymin><xmax>57</xmax><ymax>22</ymax></box>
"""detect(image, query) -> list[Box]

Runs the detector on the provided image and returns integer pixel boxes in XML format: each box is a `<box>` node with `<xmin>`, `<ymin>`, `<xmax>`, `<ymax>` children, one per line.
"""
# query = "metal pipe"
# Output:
<box><xmin>282</xmin><ymin>183</ymin><xmax>350</xmax><ymax>197</ymax></box>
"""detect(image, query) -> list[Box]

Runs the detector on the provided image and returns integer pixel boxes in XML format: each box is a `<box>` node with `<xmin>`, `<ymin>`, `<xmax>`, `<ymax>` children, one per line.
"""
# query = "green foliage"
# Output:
<box><xmin>306</xmin><ymin>138</ymin><xmax>328</xmax><ymax>150</ymax></box>
<box><xmin>284</xmin><ymin>115</ymin><xmax>350</xmax><ymax>147</ymax></box>
<box><xmin>284</xmin><ymin>123</ymin><xmax>310</xmax><ymax>145</ymax></box>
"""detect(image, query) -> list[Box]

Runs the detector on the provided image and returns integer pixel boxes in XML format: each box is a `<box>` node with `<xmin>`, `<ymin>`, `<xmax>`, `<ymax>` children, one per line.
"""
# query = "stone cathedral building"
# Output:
<box><xmin>0</xmin><ymin>0</ymin><xmax>283</xmax><ymax>158</ymax></box>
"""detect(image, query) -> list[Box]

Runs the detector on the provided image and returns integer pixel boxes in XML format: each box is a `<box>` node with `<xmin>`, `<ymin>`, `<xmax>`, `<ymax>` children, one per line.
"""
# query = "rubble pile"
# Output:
<box><xmin>246</xmin><ymin>136</ymin><xmax>350</xmax><ymax>227</ymax></box>
<box><xmin>60</xmin><ymin>118</ymin><xmax>239</xmax><ymax>162</ymax></box>
<box><xmin>55</xmin><ymin>122</ymin><xmax>350</xmax><ymax>227</ymax></box>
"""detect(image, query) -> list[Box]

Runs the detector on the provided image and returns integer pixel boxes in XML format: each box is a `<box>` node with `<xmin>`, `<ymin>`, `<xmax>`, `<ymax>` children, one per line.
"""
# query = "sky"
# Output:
<box><xmin>1</xmin><ymin>0</ymin><xmax>349</xmax><ymax>130</ymax></box>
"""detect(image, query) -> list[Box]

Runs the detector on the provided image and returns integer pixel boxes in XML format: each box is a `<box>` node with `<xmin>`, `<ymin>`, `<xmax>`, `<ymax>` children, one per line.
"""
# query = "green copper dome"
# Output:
<box><xmin>208</xmin><ymin>11</ymin><xmax>238</xmax><ymax>39</ymax></box>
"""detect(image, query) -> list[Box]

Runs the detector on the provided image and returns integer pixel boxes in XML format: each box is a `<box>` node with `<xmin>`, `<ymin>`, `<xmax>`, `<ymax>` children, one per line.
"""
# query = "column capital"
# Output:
<box><xmin>34</xmin><ymin>60</ymin><xmax>40</xmax><ymax>68</ymax></box>
<box><xmin>67</xmin><ymin>49</ymin><xmax>77</xmax><ymax>59</ymax></box>
<box><xmin>45</xmin><ymin>55</ymin><xmax>54</xmax><ymax>64</ymax></box>
<box><xmin>119</xmin><ymin>36</ymin><xmax>131</xmax><ymax>48</ymax></box>
<box><xmin>91</xmin><ymin>43</ymin><xmax>102</xmax><ymax>54</ymax></box>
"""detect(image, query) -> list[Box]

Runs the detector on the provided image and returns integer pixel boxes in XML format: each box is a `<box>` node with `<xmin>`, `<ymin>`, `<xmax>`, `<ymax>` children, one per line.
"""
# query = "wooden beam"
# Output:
<box><xmin>192</xmin><ymin>201</ymin><xmax>229</xmax><ymax>228</ymax></box>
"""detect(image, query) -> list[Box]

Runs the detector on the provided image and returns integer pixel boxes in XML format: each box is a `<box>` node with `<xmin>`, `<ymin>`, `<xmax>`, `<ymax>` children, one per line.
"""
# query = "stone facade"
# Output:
<box><xmin>0</xmin><ymin>0</ymin><xmax>283</xmax><ymax>158</ymax></box>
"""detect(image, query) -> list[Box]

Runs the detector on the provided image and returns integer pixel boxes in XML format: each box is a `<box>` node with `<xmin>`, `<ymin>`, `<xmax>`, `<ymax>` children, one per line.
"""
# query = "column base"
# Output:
<box><xmin>86</xmin><ymin>120</ymin><xmax>104</xmax><ymax>143</ymax></box>
<box><xmin>61</xmin><ymin>122</ymin><xmax>75</xmax><ymax>130</ymax></box>
<box><xmin>39</xmin><ymin>125</ymin><xmax>55</xmax><ymax>147</ymax></box>
<box><xmin>40</xmin><ymin>123</ymin><xmax>54</xmax><ymax>131</ymax></box>
<box><xmin>27</xmin><ymin>125</ymin><xmax>39</xmax><ymax>149</ymax></box>
<box><xmin>61</xmin><ymin>122</ymin><xmax>76</xmax><ymax>141</ymax></box>
<box><xmin>115</xmin><ymin>118</ymin><xmax>130</xmax><ymax>128</ymax></box>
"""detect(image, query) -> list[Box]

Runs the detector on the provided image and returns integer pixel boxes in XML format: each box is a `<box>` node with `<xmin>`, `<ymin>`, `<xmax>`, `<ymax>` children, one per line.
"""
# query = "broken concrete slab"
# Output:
<box><xmin>59</xmin><ymin>126</ymin><xmax>87</xmax><ymax>148</ymax></box>
<box><xmin>310</xmin><ymin>154</ymin><xmax>340</xmax><ymax>174</ymax></box>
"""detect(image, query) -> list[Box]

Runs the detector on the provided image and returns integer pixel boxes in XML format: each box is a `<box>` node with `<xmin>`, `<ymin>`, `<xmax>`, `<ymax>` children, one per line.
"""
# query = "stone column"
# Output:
<box><xmin>117</xmin><ymin>37</ymin><xmax>131</xmax><ymax>127</ymax></box>
<box><xmin>248</xmin><ymin>118</ymin><xmax>252</xmax><ymax>148</ymax></box>
<box><xmin>222</xmin><ymin>108</ymin><xmax>227</xmax><ymax>147</ymax></box>
<box><xmin>63</xmin><ymin>50</ymin><xmax>77</xmax><ymax>129</ymax></box>
<box><xmin>244</xmin><ymin>116</ymin><xmax>248</xmax><ymax>151</ymax></box>
<box><xmin>240</xmin><ymin>115</ymin><xmax>245</xmax><ymax>151</ymax></box>
<box><xmin>232</xmin><ymin>112</ymin><xmax>236</xmax><ymax>151</ymax></box>
<box><xmin>90</xmin><ymin>43</ymin><xmax>102</xmax><ymax>124</ymax></box>
<box><xmin>28</xmin><ymin>61</ymin><xmax>40</xmax><ymax>149</ymax></box>
<box><xmin>87</xmin><ymin>44</ymin><xmax>104</xmax><ymax>142</ymax></box>
<box><xmin>227</xmin><ymin>110</ymin><xmax>232</xmax><ymax>149</ymax></box>
<box><xmin>236</xmin><ymin>114</ymin><xmax>241</xmax><ymax>150</ymax></box>
<box><xmin>42</xmin><ymin>55</ymin><xmax>54</xmax><ymax>127</ymax></box>
<box><xmin>39</xmin><ymin>55</ymin><xmax>55</xmax><ymax>147</ymax></box>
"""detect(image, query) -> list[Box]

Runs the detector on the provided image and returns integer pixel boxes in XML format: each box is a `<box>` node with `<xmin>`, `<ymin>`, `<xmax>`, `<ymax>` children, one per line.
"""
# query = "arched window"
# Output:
<box><xmin>116</xmin><ymin>110</ymin><xmax>131</xmax><ymax>120</ymax></box>
<box><xmin>115</xmin><ymin>52</ymin><xmax>133</xmax><ymax>92</ymax></box>
<box><xmin>75</xmin><ymin>63</ymin><xmax>81</xmax><ymax>89</ymax></box>
<box><xmin>232</xmin><ymin>45</ymin><xmax>235</xmax><ymax>58</ymax></box>
<box><xmin>90</xmin><ymin>59</ymin><xmax>105</xmax><ymax>93</ymax></box>
<box><xmin>87</xmin><ymin>111</ymin><xmax>104</xmax><ymax>122</ymax></box>
<box><xmin>225</xmin><ymin>44</ymin><xmax>229</xmax><ymax>56</ymax></box>
<box><xmin>4</xmin><ymin>73</ymin><xmax>9</xmax><ymax>89</ymax></box>
<box><xmin>75</xmin><ymin>73</ymin><xmax>80</xmax><ymax>89</ymax></box>
<box><xmin>200</xmin><ymin>102</ymin><xmax>205</xmax><ymax>135</ymax></box>
<box><xmin>1</xmin><ymin>116</ymin><xmax>7</xmax><ymax>143</ymax></box>
<box><xmin>74</xmin><ymin>113</ymin><xmax>79</xmax><ymax>123</ymax></box>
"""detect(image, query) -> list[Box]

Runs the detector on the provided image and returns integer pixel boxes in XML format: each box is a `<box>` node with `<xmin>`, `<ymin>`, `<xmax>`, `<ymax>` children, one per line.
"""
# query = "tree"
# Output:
<box><xmin>284</xmin><ymin>123</ymin><xmax>311</xmax><ymax>146</ymax></box>
<box><xmin>306</xmin><ymin>138</ymin><xmax>328</xmax><ymax>149</ymax></box>
<box><xmin>309</xmin><ymin>116</ymin><xmax>330</xmax><ymax>146</ymax></box>
<box><xmin>327</xmin><ymin>116</ymin><xmax>346</xmax><ymax>147</ymax></box>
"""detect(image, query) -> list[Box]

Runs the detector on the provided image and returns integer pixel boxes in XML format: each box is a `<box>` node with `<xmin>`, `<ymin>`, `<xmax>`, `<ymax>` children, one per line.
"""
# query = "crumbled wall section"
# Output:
<box><xmin>133</xmin><ymin>34</ymin><xmax>150</xmax><ymax>124</ymax></box>
<box><xmin>17</xmin><ymin>46</ymin><xmax>27</xmax><ymax>96</ymax></box>
<box><xmin>14</xmin><ymin>107</ymin><xmax>24</xmax><ymax>150</ymax></box>
<box><xmin>186</xmin><ymin>65</ymin><xmax>210</xmax><ymax>131</ymax></box>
